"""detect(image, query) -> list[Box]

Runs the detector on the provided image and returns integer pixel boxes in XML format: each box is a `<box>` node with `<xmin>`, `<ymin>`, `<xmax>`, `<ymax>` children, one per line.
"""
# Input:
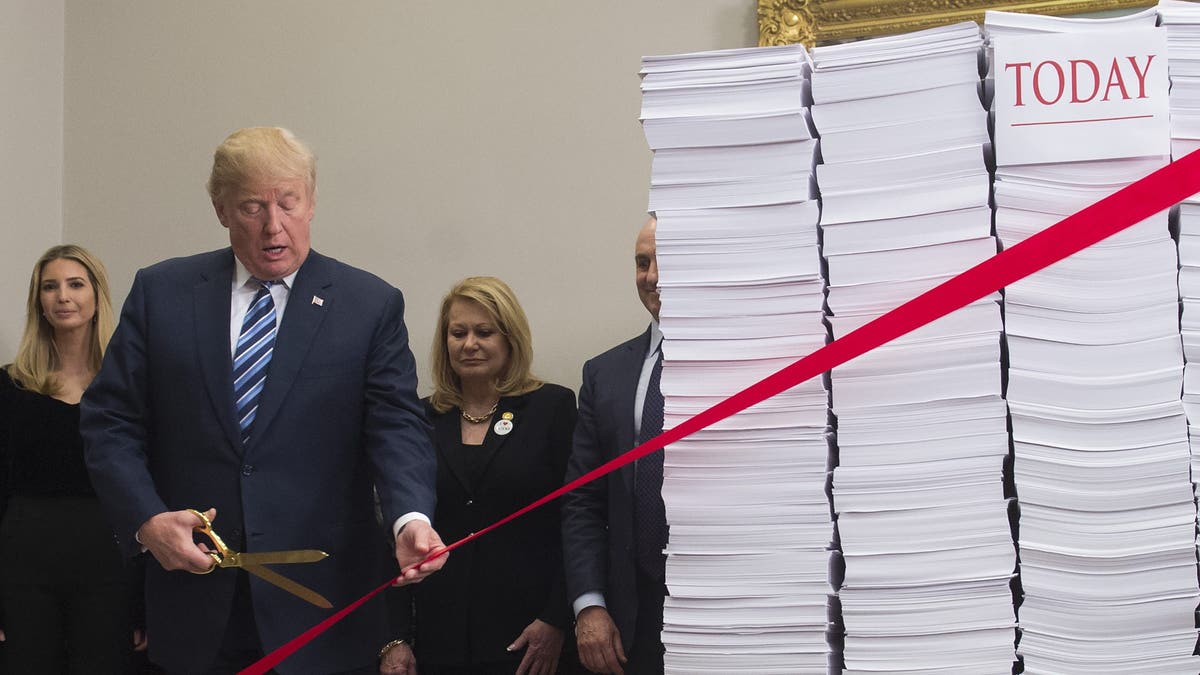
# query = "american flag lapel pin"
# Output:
<box><xmin>312</xmin><ymin>295</ymin><xmax>324</xmax><ymax>307</ymax></box>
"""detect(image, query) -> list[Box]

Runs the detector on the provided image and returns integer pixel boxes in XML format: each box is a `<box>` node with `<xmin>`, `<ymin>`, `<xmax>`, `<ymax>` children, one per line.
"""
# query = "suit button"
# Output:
<box><xmin>242</xmin><ymin>465</ymin><xmax>254</xmax><ymax>476</ymax></box>
<box><xmin>232</xmin><ymin>528</ymin><xmax>242</xmax><ymax>538</ymax></box>
<box><xmin>466</xmin><ymin>499</ymin><xmax>474</xmax><ymax>506</ymax></box>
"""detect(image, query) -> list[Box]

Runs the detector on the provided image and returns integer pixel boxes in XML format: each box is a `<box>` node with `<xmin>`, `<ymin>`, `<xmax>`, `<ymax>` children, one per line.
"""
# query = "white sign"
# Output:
<box><xmin>992</xmin><ymin>28</ymin><xmax>1169</xmax><ymax>166</ymax></box>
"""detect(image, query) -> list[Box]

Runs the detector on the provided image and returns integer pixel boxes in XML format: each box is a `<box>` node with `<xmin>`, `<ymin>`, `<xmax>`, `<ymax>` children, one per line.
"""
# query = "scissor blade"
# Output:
<box><xmin>243</xmin><ymin>564</ymin><xmax>333</xmax><ymax>609</ymax></box>
<box><xmin>233</xmin><ymin>549</ymin><xmax>328</xmax><ymax>566</ymax></box>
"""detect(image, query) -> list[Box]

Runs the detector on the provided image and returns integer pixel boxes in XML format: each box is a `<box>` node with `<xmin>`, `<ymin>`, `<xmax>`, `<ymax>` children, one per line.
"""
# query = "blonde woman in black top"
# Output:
<box><xmin>382</xmin><ymin>276</ymin><xmax>579</xmax><ymax>675</ymax></box>
<box><xmin>0</xmin><ymin>245</ymin><xmax>142</xmax><ymax>673</ymax></box>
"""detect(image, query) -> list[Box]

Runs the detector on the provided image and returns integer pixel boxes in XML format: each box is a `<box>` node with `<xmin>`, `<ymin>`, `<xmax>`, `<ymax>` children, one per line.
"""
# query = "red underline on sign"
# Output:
<box><xmin>1012</xmin><ymin>114</ymin><xmax>1156</xmax><ymax>127</ymax></box>
<box><xmin>240</xmin><ymin>148</ymin><xmax>1200</xmax><ymax>675</ymax></box>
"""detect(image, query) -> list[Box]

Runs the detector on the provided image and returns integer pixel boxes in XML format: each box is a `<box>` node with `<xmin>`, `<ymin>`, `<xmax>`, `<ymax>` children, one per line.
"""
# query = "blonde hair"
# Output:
<box><xmin>207</xmin><ymin>126</ymin><xmax>316</xmax><ymax>203</ymax></box>
<box><xmin>6</xmin><ymin>244</ymin><xmax>115</xmax><ymax>395</ymax></box>
<box><xmin>429</xmin><ymin>276</ymin><xmax>542</xmax><ymax>413</ymax></box>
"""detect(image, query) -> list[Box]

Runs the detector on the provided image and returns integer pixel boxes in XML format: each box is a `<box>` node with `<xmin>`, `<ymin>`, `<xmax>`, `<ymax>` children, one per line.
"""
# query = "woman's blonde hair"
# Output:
<box><xmin>429</xmin><ymin>276</ymin><xmax>542</xmax><ymax>412</ymax></box>
<box><xmin>6</xmin><ymin>244</ymin><xmax>115</xmax><ymax>395</ymax></box>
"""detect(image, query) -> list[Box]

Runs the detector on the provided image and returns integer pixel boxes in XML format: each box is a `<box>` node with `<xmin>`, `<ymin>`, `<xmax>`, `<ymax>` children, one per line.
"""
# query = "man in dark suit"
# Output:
<box><xmin>81</xmin><ymin>127</ymin><xmax>446</xmax><ymax>675</ymax></box>
<box><xmin>562</xmin><ymin>215</ymin><xmax>666</xmax><ymax>675</ymax></box>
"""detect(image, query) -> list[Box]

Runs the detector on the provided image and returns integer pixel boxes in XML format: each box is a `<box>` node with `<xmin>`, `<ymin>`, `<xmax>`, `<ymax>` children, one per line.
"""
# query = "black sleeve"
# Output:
<box><xmin>561</xmin><ymin>360</ymin><xmax>611</xmax><ymax>604</ymax></box>
<box><xmin>538</xmin><ymin>386</ymin><xmax>578</xmax><ymax>629</ymax></box>
<box><xmin>126</xmin><ymin>553</ymin><xmax>147</xmax><ymax>633</ymax></box>
<box><xmin>0</xmin><ymin>368</ymin><xmax>10</xmax><ymax>630</ymax></box>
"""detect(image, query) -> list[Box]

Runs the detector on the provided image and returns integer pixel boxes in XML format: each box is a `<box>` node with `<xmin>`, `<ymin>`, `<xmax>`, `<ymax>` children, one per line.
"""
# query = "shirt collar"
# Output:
<box><xmin>233</xmin><ymin>257</ymin><xmax>297</xmax><ymax>290</ymax></box>
<box><xmin>647</xmin><ymin>321</ymin><xmax>662</xmax><ymax>358</ymax></box>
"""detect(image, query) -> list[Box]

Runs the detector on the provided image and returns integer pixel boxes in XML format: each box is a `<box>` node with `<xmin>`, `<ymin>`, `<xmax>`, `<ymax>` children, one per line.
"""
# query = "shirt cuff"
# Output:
<box><xmin>392</xmin><ymin>512</ymin><xmax>431</xmax><ymax>539</ymax></box>
<box><xmin>573</xmin><ymin>592</ymin><xmax>607</xmax><ymax>618</ymax></box>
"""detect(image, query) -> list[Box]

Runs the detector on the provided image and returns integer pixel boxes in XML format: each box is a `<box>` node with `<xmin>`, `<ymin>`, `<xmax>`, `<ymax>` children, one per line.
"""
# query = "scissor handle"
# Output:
<box><xmin>187</xmin><ymin>508</ymin><xmax>230</xmax><ymax>574</ymax></box>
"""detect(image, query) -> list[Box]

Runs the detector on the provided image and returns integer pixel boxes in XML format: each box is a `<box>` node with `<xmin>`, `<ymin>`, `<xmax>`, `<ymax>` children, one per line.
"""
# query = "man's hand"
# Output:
<box><xmin>508</xmin><ymin>618</ymin><xmax>564</xmax><ymax>675</ymax></box>
<box><xmin>137</xmin><ymin>508</ymin><xmax>218</xmax><ymax>573</ymax></box>
<box><xmin>575</xmin><ymin>606</ymin><xmax>626</xmax><ymax>675</ymax></box>
<box><xmin>394</xmin><ymin>520</ymin><xmax>447</xmax><ymax>582</ymax></box>
<box><xmin>378</xmin><ymin>640</ymin><xmax>416</xmax><ymax>675</ymax></box>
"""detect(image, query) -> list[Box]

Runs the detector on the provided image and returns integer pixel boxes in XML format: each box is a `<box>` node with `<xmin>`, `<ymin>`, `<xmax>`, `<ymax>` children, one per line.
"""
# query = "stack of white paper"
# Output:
<box><xmin>987</xmin><ymin>9</ymin><xmax>1200</xmax><ymax>674</ymax></box>
<box><xmin>1160</xmin><ymin>0</ymin><xmax>1200</xmax><ymax>548</ymax></box>
<box><xmin>811</xmin><ymin>23</ymin><xmax>1017</xmax><ymax>674</ymax></box>
<box><xmin>643</xmin><ymin>46</ymin><xmax>818</xmax><ymax>211</ymax></box>
<box><xmin>642</xmin><ymin>45</ymin><xmax>835</xmax><ymax>674</ymax></box>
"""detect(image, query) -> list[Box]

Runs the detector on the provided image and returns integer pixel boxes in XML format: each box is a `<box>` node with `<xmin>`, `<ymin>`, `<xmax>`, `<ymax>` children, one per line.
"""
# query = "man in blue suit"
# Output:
<box><xmin>82</xmin><ymin>127</ymin><xmax>446</xmax><ymax>674</ymax></box>
<box><xmin>562</xmin><ymin>215</ymin><xmax>666</xmax><ymax>674</ymax></box>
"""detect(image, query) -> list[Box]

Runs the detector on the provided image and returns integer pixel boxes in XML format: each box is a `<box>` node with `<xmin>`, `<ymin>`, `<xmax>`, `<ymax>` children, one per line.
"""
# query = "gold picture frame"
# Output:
<box><xmin>758</xmin><ymin>0</ymin><xmax>1156</xmax><ymax>48</ymax></box>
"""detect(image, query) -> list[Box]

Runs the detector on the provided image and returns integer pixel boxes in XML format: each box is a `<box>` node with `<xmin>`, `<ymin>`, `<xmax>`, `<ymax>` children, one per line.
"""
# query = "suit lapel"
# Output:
<box><xmin>194</xmin><ymin>252</ymin><xmax>241</xmax><ymax>454</ymax></box>
<box><xmin>473</xmin><ymin>395</ymin><xmax>524</xmax><ymax>490</ymax></box>
<box><xmin>250</xmin><ymin>251</ymin><xmax>333</xmax><ymax>448</ymax></box>
<box><xmin>616</xmin><ymin>327</ymin><xmax>653</xmax><ymax>494</ymax></box>
<box><xmin>433</xmin><ymin>407</ymin><xmax>471</xmax><ymax>491</ymax></box>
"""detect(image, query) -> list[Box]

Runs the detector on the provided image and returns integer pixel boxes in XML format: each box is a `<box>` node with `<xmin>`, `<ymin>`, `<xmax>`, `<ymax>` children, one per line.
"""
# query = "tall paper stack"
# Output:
<box><xmin>641</xmin><ymin>45</ymin><xmax>835</xmax><ymax>674</ymax></box>
<box><xmin>1160</xmin><ymin>0</ymin><xmax>1200</xmax><ymax>555</ymax></box>
<box><xmin>987</xmin><ymin>9</ymin><xmax>1200</xmax><ymax>674</ymax></box>
<box><xmin>810</xmin><ymin>22</ymin><xmax>1017</xmax><ymax>674</ymax></box>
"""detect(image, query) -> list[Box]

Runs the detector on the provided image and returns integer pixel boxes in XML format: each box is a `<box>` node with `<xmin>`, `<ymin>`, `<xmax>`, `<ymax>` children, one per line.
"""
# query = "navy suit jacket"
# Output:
<box><xmin>81</xmin><ymin>248</ymin><xmax>436</xmax><ymax>675</ymax></box>
<box><xmin>561</xmin><ymin>327</ymin><xmax>651</xmax><ymax>653</ymax></box>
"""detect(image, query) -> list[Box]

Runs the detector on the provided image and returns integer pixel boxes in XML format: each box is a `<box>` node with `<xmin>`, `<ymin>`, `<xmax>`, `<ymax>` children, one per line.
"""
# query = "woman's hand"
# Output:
<box><xmin>508</xmin><ymin>618</ymin><xmax>564</xmax><ymax>675</ymax></box>
<box><xmin>379</xmin><ymin>640</ymin><xmax>416</xmax><ymax>675</ymax></box>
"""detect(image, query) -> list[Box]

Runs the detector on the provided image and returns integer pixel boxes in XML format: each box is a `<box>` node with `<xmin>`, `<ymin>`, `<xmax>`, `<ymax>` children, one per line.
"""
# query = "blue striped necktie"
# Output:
<box><xmin>234</xmin><ymin>279</ymin><xmax>277</xmax><ymax>445</ymax></box>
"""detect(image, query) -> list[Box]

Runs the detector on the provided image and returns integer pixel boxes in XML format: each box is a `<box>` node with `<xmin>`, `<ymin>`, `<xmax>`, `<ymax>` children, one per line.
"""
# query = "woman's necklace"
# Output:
<box><xmin>461</xmin><ymin>400</ymin><xmax>499</xmax><ymax>424</ymax></box>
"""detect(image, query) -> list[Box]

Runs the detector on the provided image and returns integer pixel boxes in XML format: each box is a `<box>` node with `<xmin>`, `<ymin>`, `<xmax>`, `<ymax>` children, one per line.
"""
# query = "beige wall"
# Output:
<box><xmin>1</xmin><ymin>0</ymin><xmax>64</xmax><ymax>360</ymax></box>
<box><xmin>60</xmin><ymin>0</ymin><xmax>756</xmax><ymax>392</ymax></box>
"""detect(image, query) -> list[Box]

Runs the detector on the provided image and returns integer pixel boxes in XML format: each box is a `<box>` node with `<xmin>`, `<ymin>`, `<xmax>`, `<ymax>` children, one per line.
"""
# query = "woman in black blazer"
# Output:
<box><xmin>382</xmin><ymin>276</ymin><xmax>578</xmax><ymax>675</ymax></box>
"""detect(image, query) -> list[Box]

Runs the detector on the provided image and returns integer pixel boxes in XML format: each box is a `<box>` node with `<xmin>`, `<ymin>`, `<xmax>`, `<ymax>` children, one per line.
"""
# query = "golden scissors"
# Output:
<box><xmin>187</xmin><ymin>508</ymin><xmax>332</xmax><ymax>609</ymax></box>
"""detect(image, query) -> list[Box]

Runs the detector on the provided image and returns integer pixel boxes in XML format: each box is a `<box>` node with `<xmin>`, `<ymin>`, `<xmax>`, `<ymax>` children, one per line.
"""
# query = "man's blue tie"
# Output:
<box><xmin>635</xmin><ymin>348</ymin><xmax>667</xmax><ymax>580</ymax></box>
<box><xmin>234</xmin><ymin>280</ymin><xmax>277</xmax><ymax>445</ymax></box>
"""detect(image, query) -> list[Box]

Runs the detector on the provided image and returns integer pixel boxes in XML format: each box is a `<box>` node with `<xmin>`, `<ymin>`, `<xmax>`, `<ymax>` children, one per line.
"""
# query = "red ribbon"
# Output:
<box><xmin>242</xmin><ymin>149</ymin><xmax>1200</xmax><ymax>674</ymax></box>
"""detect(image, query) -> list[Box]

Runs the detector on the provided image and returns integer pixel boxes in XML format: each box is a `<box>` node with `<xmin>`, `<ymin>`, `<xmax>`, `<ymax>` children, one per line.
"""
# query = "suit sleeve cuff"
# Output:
<box><xmin>392</xmin><ymin>512</ymin><xmax>431</xmax><ymax>539</ymax></box>
<box><xmin>573</xmin><ymin>592</ymin><xmax>606</xmax><ymax>618</ymax></box>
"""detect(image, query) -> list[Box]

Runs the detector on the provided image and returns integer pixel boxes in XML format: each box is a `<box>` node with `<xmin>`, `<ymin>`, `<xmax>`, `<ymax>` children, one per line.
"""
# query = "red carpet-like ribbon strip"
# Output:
<box><xmin>242</xmin><ymin>149</ymin><xmax>1200</xmax><ymax>674</ymax></box>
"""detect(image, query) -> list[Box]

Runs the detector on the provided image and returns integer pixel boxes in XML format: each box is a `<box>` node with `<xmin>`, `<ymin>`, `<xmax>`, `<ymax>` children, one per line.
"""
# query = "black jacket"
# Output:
<box><xmin>394</xmin><ymin>383</ymin><xmax>576</xmax><ymax>667</ymax></box>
